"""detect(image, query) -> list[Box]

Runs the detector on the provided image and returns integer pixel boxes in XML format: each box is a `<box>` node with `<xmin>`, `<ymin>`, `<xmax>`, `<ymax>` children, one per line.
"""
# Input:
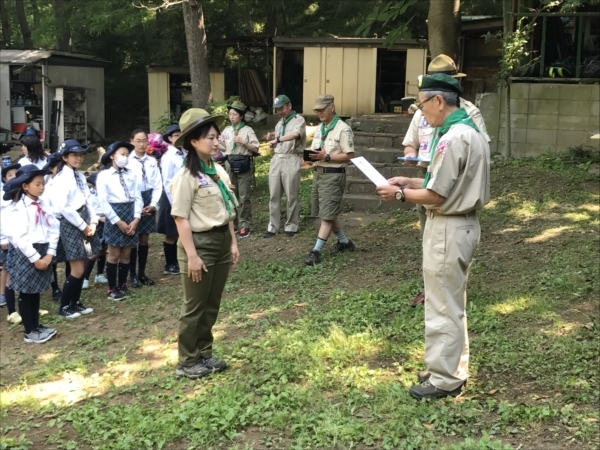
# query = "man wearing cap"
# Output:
<box><xmin>403</xmin><ymin>54</ymin><xmax>489</xmax><ymax>308</ymax></box>
<box><xmin>376</xmin><ymin>74</ymin><xmax>490</xmax><ymax>399</ymax></box>
<box><xmin>264</xmin><ymin>95</ymin><xmax>306</xmax><ymax>238</ymax></box>
<box><xmin>305</xmin><ymin>94</ymin><xmax>355</xmax><ymax>266</ymax></box>
<box><xmin>219</xmin><ymin>101</ymin><xmax>259</xmax><ymax>238</ymax></box>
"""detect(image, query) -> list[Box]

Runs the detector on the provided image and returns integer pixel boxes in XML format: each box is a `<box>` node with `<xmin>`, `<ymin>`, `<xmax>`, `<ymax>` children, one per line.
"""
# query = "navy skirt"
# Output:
<box><xmin>0</xmin><ymin>246</ymin><xmax>6</xmax><ymax>266</ymax></box>
<box><xmin>104</xmin><ymin>202</ymin><xmax>139</xmax><ymax>247</ymax></box>
<box><xmin>96</xmin><ymin>220</ymin><xmax>105</xmax><ymax>244</ymax></box>
<box><xmin>157</xmin><ymin>191</ymin><xmax>178</xmax><ymax>237</ymax></box>
<box><xmin>6</xmin><ymin>244</ymin><xmax>15</xmax><ymax>275</ymax></box>
<box><xmin>138</xmin><ymin>189</ymin><xmax>157</xmax><ymax>235</ymax></box>
<box><xmin>59</xmin><ymin>206</ymin><xmax>102</xmax><ymax>261</ymax></box>
<box><xmin>9</xmin><ymin>243</ymin><xmax>53</xmax><ymax>294</ymax></box>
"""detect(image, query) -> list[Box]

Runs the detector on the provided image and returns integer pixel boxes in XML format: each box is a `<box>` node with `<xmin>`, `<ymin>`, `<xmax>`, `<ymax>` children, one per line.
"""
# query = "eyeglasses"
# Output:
<box><xmin>415</xmin><ymin>95</ymin><xmax>435</xmax><ymax>111</ymax></box>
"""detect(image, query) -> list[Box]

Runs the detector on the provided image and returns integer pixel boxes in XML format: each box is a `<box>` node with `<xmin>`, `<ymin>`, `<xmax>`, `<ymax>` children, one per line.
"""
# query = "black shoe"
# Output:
<box><xmin>107</xmin><ymin>288</ymin><xmax>126</xmax><ymax>302</ymax></box>
<box><xmin>164</xmin><ymin>264</ymin><xmax>180</xmax><ymax>275</ymax></box>
<box><xmin>130</xmin><ymin>276</ymin><xmax>140</xmax><ymax>288</ymax></box>
<box><xmin>175</xmin><ymin>363</ymin><xmax>212</xmax><ymax>379</ymax></box>
<box><xmin>408</xmin><ymin>380</ymin><xmax>465</xmax><ymax>400</ymax></box>
<box><xmin>330</xmin><ymin>239</ymin><xmax>356</xmax><ymax>256</ymax></box>
<box><xmin>199</xmin><ymin>357</ymin><xmax>228</xmax><ymax>372</ymax></box>
<box><xmin>263</xmin><ymin>231</ymin><xmax>275</xmax><ymax>238</ymax></box>
<box><xmin>304</xmin><ymin>250</ymin><xmax>321</xmax><ymax>266</ymax></box>
<box><xmin>284</xmin><ymin>231</ymin><xmax>296</xmax><ymax>237</ymax></box>
<box><xmin>138</xmin><ymin>275</ymin><xmax>154</xmax><ymax>286</ymax></box>
<box><xmin>72</xmin><ymin>302</ymin><xmax>94</xmax><ymax>315</ymax></box>
<box><xmin>58</xmin><ymin>306</ymin><xmax>81</xmax><ymax>319</ymax></box>
<box><xmin>52</xmin><ymin>289</ymin><xmax>62</xmax><ymax>301</ymax></box>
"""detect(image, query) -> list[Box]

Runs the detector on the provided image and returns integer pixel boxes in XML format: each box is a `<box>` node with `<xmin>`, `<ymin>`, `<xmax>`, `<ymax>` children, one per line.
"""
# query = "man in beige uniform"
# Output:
<box><xmin>220</xmin><ymin>100</ymin><xmax>260</xmax><ymax>238</ymax></box>
<box><xmin>264</xmin><ymin>95</ymin><xmax>306</xmax><ymax>238</ymax></box>
<box><xmin>377</xmin><ymin>74</ymin><xmax>490</xmax><ymax>399</ymax></box>
<box><xmin>305</xmin><ymin>94</ymin><xmax>355</xmax><ymax>266</ymax></box>
<box><xmin>403</xmin><ymin>54</ymin><xmax>490</xmax><ymax>307</ymax></box>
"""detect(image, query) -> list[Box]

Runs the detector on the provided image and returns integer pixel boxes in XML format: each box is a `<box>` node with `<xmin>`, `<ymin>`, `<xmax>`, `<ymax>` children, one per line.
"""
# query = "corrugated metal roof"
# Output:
<box><xmin>0</xmin><ymin>49</ymin><xmax>109</xmax><ymax>65</ymax></box>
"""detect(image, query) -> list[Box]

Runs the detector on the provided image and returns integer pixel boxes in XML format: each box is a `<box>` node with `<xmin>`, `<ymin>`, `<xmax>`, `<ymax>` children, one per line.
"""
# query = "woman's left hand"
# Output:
<box><xmin>230</xmin><ymin>244</ymin><xmax>239</xmax><ymax>267</ymax></box>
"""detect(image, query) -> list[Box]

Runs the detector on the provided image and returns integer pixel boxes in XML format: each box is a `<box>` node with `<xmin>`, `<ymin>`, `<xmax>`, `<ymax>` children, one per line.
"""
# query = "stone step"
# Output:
<box><xmin>345</xmin><ymin>177</ymin><xmax>378</xmax><ymax>195</ymax></box>
<box><xmin>353</xmin><ymin>133</ymin><xmax>405</xmax><ymax>149</ymax></box>
<box><xmin>349</xmin><ymin>115</ymin><xmax>412</xmax><ymax>135</ymax></box>
<box><xmin>344</xmin><ymin>194</ymin><xmax>414</xmax><ymax>212</ymax></box>
<box><xmin>346</xmin><ymin>164</ymin><xmax>420</xmax><ymax>179</ymax></box>
<box><xmin>352</xmin><ymin>146</ymin><xmax>402</xmax><ymax>164</ymax></box>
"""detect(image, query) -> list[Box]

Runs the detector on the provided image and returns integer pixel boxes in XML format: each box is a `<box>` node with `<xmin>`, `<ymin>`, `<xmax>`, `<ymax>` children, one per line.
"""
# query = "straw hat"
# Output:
<box><xmin>174</xmin><ymin>109</ymin><xmax>225</xmax><ymax>148</ymax></box>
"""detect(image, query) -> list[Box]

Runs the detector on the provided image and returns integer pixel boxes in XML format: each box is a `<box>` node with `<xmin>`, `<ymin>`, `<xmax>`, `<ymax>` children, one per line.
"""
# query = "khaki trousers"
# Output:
<box><xmin>177</xmin><ymin>229</ymin><xmax>231</xmax><ymax>367</ymax></box>
<box><xmin>268</xmin><ymin>155</ymin><xmax>301</xmax><ymax>233</ymax></box>
<box><xmin>422</xmin><ymin>212</ymin><xmax>480</xmax><ymax>391</ymax></box>
<box><xmin>227</xmin><ymin>166</ymin><xmax>253</xmax><ymax>231</ymax></box>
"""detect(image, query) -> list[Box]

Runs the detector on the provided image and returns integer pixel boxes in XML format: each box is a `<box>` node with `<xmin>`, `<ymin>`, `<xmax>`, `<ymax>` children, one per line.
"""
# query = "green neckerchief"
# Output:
<box><xmin>423</xmin><ymin>108</ymin><xmax>479</xmax><ymax>188</ymax></box>
<box><xmin>198</xmin><ymin>158</ymin><xmax>237</xmax><ymax>219</ymax></box>
<box><xmin>231</xmin><ymin>121</ymin><xmax>246</xmax><ymax>135</ymax></box>
<box><xmin>280</xmin><ymin>111</ymin><xmax>297</xmax><ymax>136</ymax></box>
<box><xmin>318</xmin><ymin>114</ymin><xmax>340</xmax><ymax>148</ymax></box>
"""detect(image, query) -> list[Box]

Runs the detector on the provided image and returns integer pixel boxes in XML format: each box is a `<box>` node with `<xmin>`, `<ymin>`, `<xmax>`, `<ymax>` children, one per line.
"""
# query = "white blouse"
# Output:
<box><xmin>96</xmin><ymin>167</ymin><xmax>143</xmax><ymax>224</ymax></box>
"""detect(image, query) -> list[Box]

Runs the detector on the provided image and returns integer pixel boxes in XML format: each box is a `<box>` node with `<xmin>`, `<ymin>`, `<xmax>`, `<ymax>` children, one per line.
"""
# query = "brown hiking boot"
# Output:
<box><xmin>409</xmin><ymin>291</ymin><xmax>425</xmax><ymax>307</ymax></box>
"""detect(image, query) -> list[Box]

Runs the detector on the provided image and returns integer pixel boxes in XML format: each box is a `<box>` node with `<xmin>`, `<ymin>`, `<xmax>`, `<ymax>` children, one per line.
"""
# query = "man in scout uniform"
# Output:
<box><xmin>304</xmin><ymin>94</ymin><xmax>355</xmax><ymax>266</ymax></box>
<box><xmin>403</xmin><ymin>54</ymin><xmax>490</xmax><ymax>307</ymax></box>
<box><xmin>219</xmin><ymin>100</ymin><xmax>259</xmax><ymax>238</ymax></box>
<box><xmin>376</xmin><ymin>74</ymin><xmax>490</xmax><ymax>399</ymax></box>
<box><xmin>264</xmin><ymin>95</ymin><xmax>306</xmax><ymax>238</ymax></box>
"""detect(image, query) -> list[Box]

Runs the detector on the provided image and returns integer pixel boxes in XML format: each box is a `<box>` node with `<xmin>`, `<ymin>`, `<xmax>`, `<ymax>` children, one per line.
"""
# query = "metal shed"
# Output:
<box><xmin>272</xmin><ymin>37</ymin><xmax>427</xmax><ymax>116</ymax></box>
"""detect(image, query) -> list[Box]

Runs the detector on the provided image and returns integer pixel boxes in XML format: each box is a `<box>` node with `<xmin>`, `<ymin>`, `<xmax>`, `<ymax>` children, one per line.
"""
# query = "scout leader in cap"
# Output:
<box><xmin>170</xmin><ymin>108</ymin><xmax>239</xmax><ymax>380</ymax></box>
<box><xmin>377</xmin><ymin>74</ymin><xmax>490</xmax><ymax>400</ymax></box>
<box><xmin>304</xmin><ymin>94</ymin><xmax>355</xmax><ymax>267</ymax></box>
<box><xmin>264</xmin><ymin>94</ymin><xmax>306</xmax><ymax>238</ymax></box>
<box><xmin>402</xmin><ymin>54</ymin><xmax>490</xmax><ymax>308</ymax></box>
<box><xmin>218</xmin><ymin>100</ymin><xmax>259</xmax><ymax>239</ymax></box>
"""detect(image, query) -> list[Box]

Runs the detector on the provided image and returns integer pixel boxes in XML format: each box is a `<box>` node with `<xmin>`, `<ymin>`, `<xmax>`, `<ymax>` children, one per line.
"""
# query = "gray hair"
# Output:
<box><xmin>425</xmin><ymin>90</ymin><xmax>460</xmax><ymax>107</ymax></box>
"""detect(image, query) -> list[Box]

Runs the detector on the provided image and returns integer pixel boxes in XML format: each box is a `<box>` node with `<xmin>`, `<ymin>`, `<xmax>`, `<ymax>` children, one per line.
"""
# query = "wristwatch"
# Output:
<box><xmin>325</xmin><ymin>154</ymin><xmax>331</xmax><ymax>162</ymax></box>
<box><xmin>276</xmin><ymin>137</ymin><xmax>281</xmax><ymax>143</ymax></box>
<box><xmin>395</xmin><ymin>187</ymin><xmax>406</xmax><ymax>202</ymax></box>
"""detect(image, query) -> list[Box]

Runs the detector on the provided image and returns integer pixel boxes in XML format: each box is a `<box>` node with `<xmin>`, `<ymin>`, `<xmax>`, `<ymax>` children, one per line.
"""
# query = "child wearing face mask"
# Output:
<box><xmin>95</xmin><ymin>141</ymin><xmax>143</xmax><ymax>301</ymax></box>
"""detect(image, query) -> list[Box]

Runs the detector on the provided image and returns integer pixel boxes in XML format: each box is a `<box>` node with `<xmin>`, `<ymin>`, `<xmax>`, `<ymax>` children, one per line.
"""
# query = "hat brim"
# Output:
<box><xmin>13</xmin><ymin>169</ymin><xmax>51</xmax><ymax>187</ymax></box>
<box><xmin>227</xmin><ymin>106</ymin><xmax>246</xmax><ymax>114</ymax></box>
<box><xmin>1</xmin><ymin>163</ymin><xmax>20</xmax><ymax>179</ymax></box>
<box><xmin>427</xmin><ymin>70</ymin><xmax>467</xmax><ymax>78</ymax></box>
<box><xmin>273</xmin><ymin>102</ymin><xmax>290</xmax><ymax>110</ymax></box>
<box><xmin>63</xmin><ymin>145</ymin><xmax>89</xmax><ymax>155</ymax></box>
<box><xmin>174</xmin><ymin>115</ymin><xmax>225</xmax><ymax>148</ymax></box>
<box><xmin>101</xmin><ymin>142</ymin><xmax>135</xmax><ymax>166</ymax></box>
<box><xmin>313</xmin><ymin>103</ymin><xmax>331</xmax><ymax>110</ymax></box>
<box><xmin>2</xmin><ymin>190</ymin><xmax>16</xmax><ymax>201</ymax></box>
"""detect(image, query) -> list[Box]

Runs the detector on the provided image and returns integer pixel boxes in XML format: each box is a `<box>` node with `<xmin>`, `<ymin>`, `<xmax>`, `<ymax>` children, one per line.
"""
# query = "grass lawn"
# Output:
<box><xmin>1</xmin><ymin>152</ymin><xmax>598</xmax><ymax>450</ymax></box>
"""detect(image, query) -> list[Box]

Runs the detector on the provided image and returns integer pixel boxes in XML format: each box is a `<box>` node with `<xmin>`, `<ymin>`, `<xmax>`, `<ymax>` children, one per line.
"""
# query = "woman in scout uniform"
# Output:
<box><xmin>1</xmin><ymin>165</ymin><xmax>21</xmax><ymax>323</ymax></box>
<box><xmin>305</xmin><ymin>94</ymin><xmax>355</xmax><ymax>266</ymax></box>
<box><xmin>53</xmin><ymin>140</ymin><xmax>102</xmax><ymax>319</ymax></box>
<box><xmin>170</xmin><ymin>108</ymin><xmax>239</xmax><ymax>380</ymax></box>
<box><xmin>128</xmin><ymin>129</ymin><xmax>163</xmax><ymax>287</ymax></box>
<box><xmin>18</xmin><ymin>135</ymin><xmax>48</xmax><ymax>170</ymax></box>
<box><xmin>264</xmin><ymin>95</ymin><xmax>306</xmax><ymax>238</ymax></box>
<box><xmin>219</xmin><ymin>100</ymin><xmax>259</xmax><ymax>238</ymax></box>
<box><xmin>377</xmin><ymin>74</ymin><xmax>490</xmax><ymax>400</ymax></box>
<box><xmin>7</xmin><ymin>165</ymin><xmax>60</xmax><ymax>343</ymax></box>
<box><xmin>157</xmin><ymin>124</ymin><xmax>182</xmax><ymax>275</ymax></box>
<box><xmin>96</xmin><ymin>141</ymin><xmax>143</xmax><ymax>302</ymax></box>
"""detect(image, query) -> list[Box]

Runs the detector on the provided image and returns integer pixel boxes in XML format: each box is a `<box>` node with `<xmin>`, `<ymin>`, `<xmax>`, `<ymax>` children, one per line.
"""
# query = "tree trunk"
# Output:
<box><xmin>52</xmin><ymin>0</ymin><xmax>71</xmax><ymax>51</ymax></box>
<box><xmin>31</xmin><ymin>0</ymin><xmax>40</xmax><ymax>28</ymax></box>
<box><xmin>15</xmin><ymin>0</ymin><xmax>33</xmax><ymax>48</ymax></box>
<box><xmin>0</xmin><ymin>0</ymin><xmax>11</xmax><ymax>47</ymax></box>
<box><xmin>264</xmin><ymin>6</ymin><xmax>277</xmax><ymax>36</ymax></box>
<box><xmin>427</xmin><ymin>0</ymin><xmax>461</xmax><ymax>60</ymax></box>
<box><xmin>182</xmin><ymin>0</ymin><xmax>212</xmax><ymax>108</ymax></box>
<box><xmin>502</xmin><ymin>0</ymin><xmax>512</xmax><ymax>159</ymax></box>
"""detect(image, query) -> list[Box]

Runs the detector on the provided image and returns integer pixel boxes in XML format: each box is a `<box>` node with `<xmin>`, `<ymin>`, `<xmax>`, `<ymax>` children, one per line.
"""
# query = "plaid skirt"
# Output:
<box><xmin>96</xmin><ymin>220</ymin><xmax>105</xmax><ymax>244</ymax></box>
<box><xmin>9</xmin><ymin>243</ymin><xmax>53</xmax><ymax>294</ymax></box>
<box><xmin>157</xmin><ymin>191</ymin><xmax>178</xmax><ymax>237</ymax></box>
<box><xmin>0</xmin><ymin>246</ymin><xmax>6</xmax><ymax>266</ymax></box>
<box><xmin>104</xmin><ymin>202</ymin><xmax>139</xmax><ymax>248</ymax></box>
<box><xmin>138</xmin><ymin>189</ymin><xmax>157</xmax><ymax>235</ymax></box>
<box><xmin>5</xmin><ymin>244</ymin><xmax>15</xmax><ymax>274</ymax></box>
<box><xmin>59</xmin><ymin>206</ymin><xmax>102</xmax><ymax>261</ymax></box>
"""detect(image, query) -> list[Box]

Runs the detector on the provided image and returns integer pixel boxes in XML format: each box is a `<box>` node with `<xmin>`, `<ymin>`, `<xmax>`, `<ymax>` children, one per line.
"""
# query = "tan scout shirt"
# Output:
<box><xmin>274</xmin><ymin>114</ymin><xmax>307</xmax><ymax>154</ymax></box>
<box><xmin>425</xmin><ymin>123</ymin><xmax>490</xmax><ymax>215</ymax></box>
<box><xmin>311</xmin><ymin>120</ymin><xmax>355</xmax><ymax>168</ymax></box>
<box><xmin>170</xmin><ymin>163</ymin><xmax>238</xmax><ymax>232</ymax></box>
<box><xmin>403</xmin><ymin>98</ymin><xmax>489</xmax><ymax>165</ymax></box>
<box><xmin>220</xmin><ymin>124</ymin><xmax>259</xmax><ymax>157</ymax></box>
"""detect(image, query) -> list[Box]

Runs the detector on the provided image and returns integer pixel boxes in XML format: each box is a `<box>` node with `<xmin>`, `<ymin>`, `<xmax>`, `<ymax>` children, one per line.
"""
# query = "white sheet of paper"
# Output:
<box><xmin>350</xmin><ymin>157</ymin><xmax>389</xmax><ymax>187</ymax></box>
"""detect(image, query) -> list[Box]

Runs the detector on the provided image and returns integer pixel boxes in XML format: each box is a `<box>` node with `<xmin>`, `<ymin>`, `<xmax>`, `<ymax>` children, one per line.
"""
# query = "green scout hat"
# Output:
<box><xmin>313</xmin><ymin>94</ymin><xmax>334</xmax><ymax>110</ymax></box>
<box><xmin>418</xmin><ymin>73</ymin><xmax>463</xmax><ymax>95</ymax></box>
<box><xmin>174</xmin><ymin>108</ymin><xmax>225</xmax><ymax>148</ymax></box>
<box><xmin>272</xmin><ymin>95</ymin><xmax>291</xmax><ymax>109</ymax></box>
<box><xmin>427</xmin><ymin>54</ymin><xmax>466</xmax><ymax>78</ymax></box>
<box><xmin>227</xmin><ymin>100</ymin><xmax>247</xmax><ymax>115</ymax></box>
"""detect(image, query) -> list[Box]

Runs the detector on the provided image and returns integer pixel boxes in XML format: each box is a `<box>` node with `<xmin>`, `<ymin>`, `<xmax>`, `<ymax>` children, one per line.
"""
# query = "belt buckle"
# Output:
<box><xmin>316</xmin><ymin>167</ymin><xmax>324</xmax><ymax>173</ymax></box>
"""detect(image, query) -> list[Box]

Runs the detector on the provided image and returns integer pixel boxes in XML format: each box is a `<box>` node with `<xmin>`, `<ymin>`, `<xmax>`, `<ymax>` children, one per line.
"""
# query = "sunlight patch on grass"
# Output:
<box><xmin>314</xmin><ymin>325</ymin><xmax>383</xmax><ymax>363</ymax></box>
<box><xmin>36</xmin><ymin>352</ymin><xmax>59</xmax><ymax>364</ymax></box>
<box><xmin>487</xmin><ymin>295</ymin><xmax>536</xmax><ymax>315</ymax></box>
<box><xmin>525</xmin><ymin>226</ymin><xmax>572</xmax><ymax>243</ymax></box>
<box><xmin>563</xmin><ymin>212</ymin><xmax>594</xmax><ymax>222</ymax></box>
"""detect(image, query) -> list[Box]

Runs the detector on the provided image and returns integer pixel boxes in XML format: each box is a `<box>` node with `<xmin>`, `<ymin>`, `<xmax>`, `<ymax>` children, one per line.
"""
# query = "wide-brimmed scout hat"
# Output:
<box><xmin>272</xmin><ymin>95</ymin><xmax>291</xmax><ymax>110</ymax></box>
<box><xmin>59</xmin><ymin>139</ymin><xmax>89</xmax><ymax>155</ymax></box>
<box><xmin>2</xmin><ymin>178</ymin><xmax>19</xmax><ymax>201</ymax></box>
<box><xmin>42</xmin><ymin>152</ymin><xmax>63</xmax><ymax>171</ymax></box>
<box><xmin>174</xmin><ymin>109</ymin><xmax>225</xmax><ymax>148</ymax></box>
<box><xmin>10</xmin><ymin>164</ymin><xmax>51</xmax><ymax>189</ymax></box>
<box><xmin>101</xmin><ymin>141</ymin><xmax>135</xmax><ymax>166</ymax></box>
<box><xmin>86</xmin><ymin>172</ymin><xmax>99</xmax><ymax>186</ymax></box>
<box><xmin>227</xmin><ymin>100</ymin><xmax>247</xmax><ymax>115</ymax></box>
<box><xmin>427</xmin><ymin>54</ymin><xmax>466</xmax><ymax>78</ymax></box>
<box><xmin>1</xmin><ymin>163</ymin><xmax>20</xmax><ymax>180</ymax></box>
<box><xmin>313</xmin><ymin>94</ymin><xmax>334</xmax><ymax>110</ymax></box>
<box><xmin>162</xmin><ymin>124</ymin><xmax>181</xmax><ymax>143</ymax></box>
<box><xmin>419</xmin><ymin>73</ymin><xmax>463</xmax><ymax>95</ymax></box>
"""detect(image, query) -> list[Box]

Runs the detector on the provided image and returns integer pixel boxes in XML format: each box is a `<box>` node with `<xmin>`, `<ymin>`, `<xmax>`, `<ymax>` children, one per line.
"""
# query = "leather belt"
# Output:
<box><xmin>194</xmin><ymin>224</ymin><xmax>229</xmax><ymax>234</ymax></box>
<box><xmin>274</xmin><ymin>153</ymin><xmax>298</xmax><ymax>158</ymax></box>
<box><xmin>427</xmin><ymin>210</ymin><xmax>477</xmax><ymax>219</ymax></box>
<box><xmin>314</xmin><ymin>167</ymin><xmax>345</xmax><ymax>174</ymax></box>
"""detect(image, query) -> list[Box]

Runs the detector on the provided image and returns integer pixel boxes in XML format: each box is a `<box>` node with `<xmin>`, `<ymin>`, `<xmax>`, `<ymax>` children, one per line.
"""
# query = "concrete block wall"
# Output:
<box><xmin>478</xmin><ymin>83</ymin><xmax>600</xmax><ymax>158</ymax></box>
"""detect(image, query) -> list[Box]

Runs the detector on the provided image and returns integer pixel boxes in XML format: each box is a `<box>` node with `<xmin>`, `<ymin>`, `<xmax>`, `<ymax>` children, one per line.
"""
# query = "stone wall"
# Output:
<box><xmin>478</xmin><ymin>83</ymin><xmax>600</xmax><ymax>157</ymax></box>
